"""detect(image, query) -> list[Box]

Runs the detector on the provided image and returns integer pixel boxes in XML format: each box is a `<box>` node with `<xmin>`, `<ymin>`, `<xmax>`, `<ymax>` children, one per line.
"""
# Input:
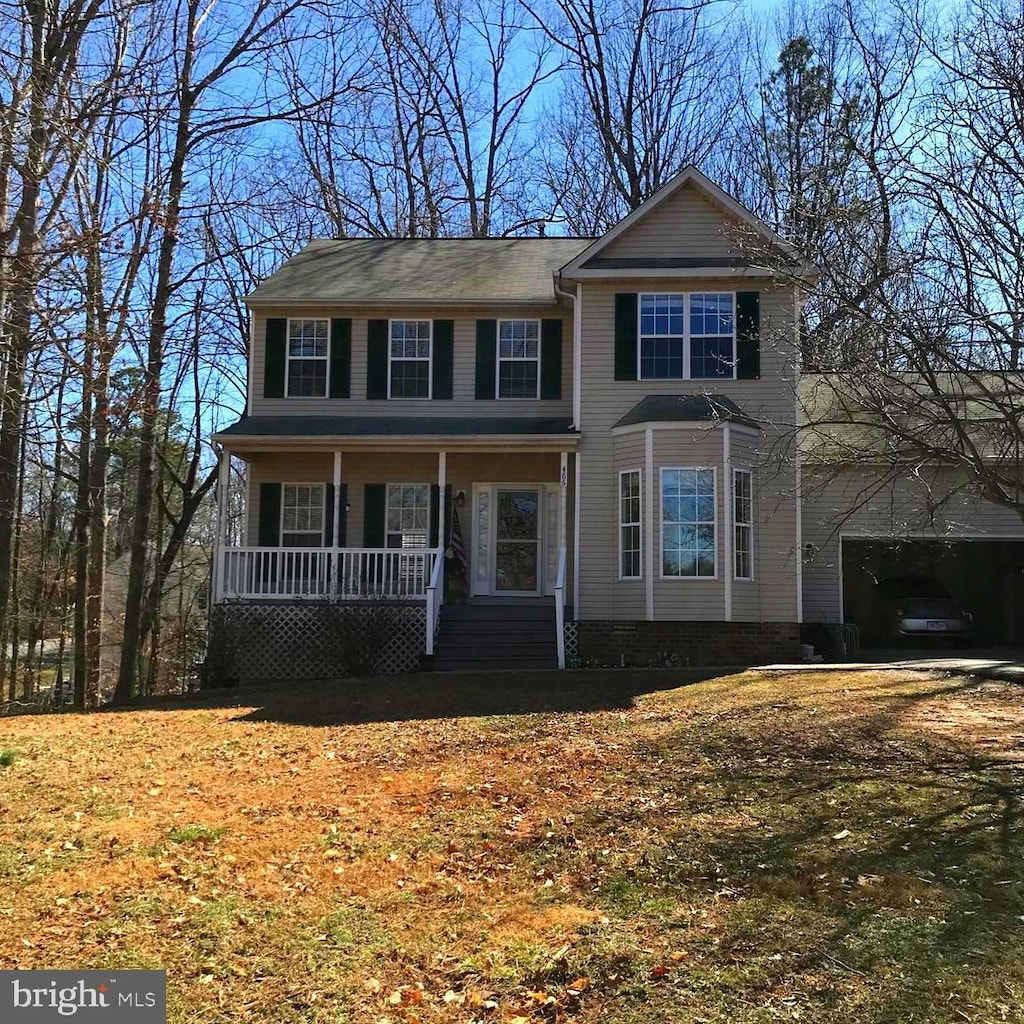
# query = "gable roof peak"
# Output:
<box><xmin>558</xmin><ymin>164</ymin><xmax>809</xmax><ymax>278</ymax></box>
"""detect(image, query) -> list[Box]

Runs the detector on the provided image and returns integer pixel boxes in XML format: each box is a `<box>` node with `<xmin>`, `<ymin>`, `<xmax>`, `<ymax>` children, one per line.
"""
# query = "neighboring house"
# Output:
<box><xmin>799</xmin><ymin>376</ymin><xmax>1024</xmax><ymax>647</ymax></box>
<box><xmin>210</xmin><ymin>165</ymin><xmax>1024</xmax><ymax>677</ymax></box>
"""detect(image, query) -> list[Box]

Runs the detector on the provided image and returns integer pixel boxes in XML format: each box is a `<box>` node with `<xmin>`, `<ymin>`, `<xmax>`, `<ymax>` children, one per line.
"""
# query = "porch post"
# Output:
<box><xmin>214</xmin><ymin>448</ymin><xmax>230</xmax><ymax>602</ymax></box>
<box><xmin>559</xmin><ymin>451</ymin><xmax>568</xmax><ymax>550</ymax></box>
<box><xmin>437</xmin><ymin>450</ymin><xmax>447</xmax><ymax>552</ymax></box>
<box><xmin>332</xmin><ymin>449</ymin><xmax>342</xmax><ymax>600</ymax></box>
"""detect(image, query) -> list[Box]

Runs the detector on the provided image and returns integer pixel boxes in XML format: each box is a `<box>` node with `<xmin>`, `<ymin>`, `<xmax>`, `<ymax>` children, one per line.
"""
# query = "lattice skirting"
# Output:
<box><xmin>563</xmin><ymin>620</ymin><xmax>579</xmax><ymax>668</ymax></box>
<box><xmin>210</xmin><ymin>602</ymin><xmax>426</xmax><ymax>681</ymax></box>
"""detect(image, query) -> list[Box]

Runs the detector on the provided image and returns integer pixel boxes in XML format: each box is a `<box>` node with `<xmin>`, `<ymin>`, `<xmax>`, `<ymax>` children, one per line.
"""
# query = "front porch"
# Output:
<box><xmin>217</xmin><ymin>547</ymin><xmax>440</xmax><ymax>601</ymax></box>
<box><xmin>210</xmin><ymin>436</ymin><xmax>578</xmax><ymax>671</ymax></box>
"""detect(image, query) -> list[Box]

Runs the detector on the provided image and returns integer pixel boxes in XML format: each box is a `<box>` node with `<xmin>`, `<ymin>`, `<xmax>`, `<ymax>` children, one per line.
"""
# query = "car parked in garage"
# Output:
<box><xmin>870</xmin><ymin>576</ymin><xmax>973</xmax><ymax>646</ymax></box>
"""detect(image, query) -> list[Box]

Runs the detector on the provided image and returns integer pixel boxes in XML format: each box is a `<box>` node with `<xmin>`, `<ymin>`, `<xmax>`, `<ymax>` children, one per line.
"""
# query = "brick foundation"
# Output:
<box><xmin>576</xmin><ymin>620</ymin><xmax>801</xmax><ymax>668</ymax></box>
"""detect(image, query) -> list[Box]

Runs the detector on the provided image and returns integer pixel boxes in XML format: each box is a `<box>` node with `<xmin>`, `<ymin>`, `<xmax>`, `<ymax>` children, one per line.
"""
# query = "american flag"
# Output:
<box><xmin>449</xmin><ymin>504</ymin><xmax>468</xmax><ymax>581</ymax></box>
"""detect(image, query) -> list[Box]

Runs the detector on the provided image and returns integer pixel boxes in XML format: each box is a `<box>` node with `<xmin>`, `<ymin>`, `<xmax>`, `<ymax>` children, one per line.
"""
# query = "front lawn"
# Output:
<box><xmin>1</xmin><ymin>669</ymin><xmax>1022</xmax><ymax>1023</ymax></box>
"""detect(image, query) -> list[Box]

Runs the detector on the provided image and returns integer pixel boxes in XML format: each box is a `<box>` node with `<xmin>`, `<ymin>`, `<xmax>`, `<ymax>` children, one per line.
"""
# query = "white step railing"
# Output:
<box><xmin>424</xmin><ymin>545</ymin><xmax>446</xmax><ymax>656</ymax></box>
<box><xmin>554</xmin><ymin>545</ymin><xmax>567</xmax><ymax>669</ymax></box>
<box><xmin>218</xmin><ymin>547</ymin><xmax>438</xmax><ymax>601</ymax></box>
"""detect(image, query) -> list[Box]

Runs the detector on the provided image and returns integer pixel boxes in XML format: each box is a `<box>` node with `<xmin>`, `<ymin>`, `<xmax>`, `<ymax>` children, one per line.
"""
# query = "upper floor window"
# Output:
<box><xmin>390</xmin><ymin>320</ymin><xmax>431</xmax><ymax>398</ymax></box>
<box><xmin>287</xmin><ymin>319</ymin><xmax>329</xmax><ymax>397</ymax></box>
<box><xmin>639</xmin><ymin>293</ymin><xmax>735</xmax><ymax>380</ymax></box>
<box><xmin>282</xmin><ymin>484</ymin><xmax>324</xmax><ymax>546</ymax></box>
<box><xmin>386</xmin><ymin>484</ymin><xmax>429</xmax><ymax>548</ymax></box>
<box><xmin>498</xmin><ymin>319</ymin><xmax>540</xmax><ymax>398</ymax></box>
<box><xmin>661</xmin><ymin>468</ymin><xmax>716</xmax><ymax>578</ymax></box>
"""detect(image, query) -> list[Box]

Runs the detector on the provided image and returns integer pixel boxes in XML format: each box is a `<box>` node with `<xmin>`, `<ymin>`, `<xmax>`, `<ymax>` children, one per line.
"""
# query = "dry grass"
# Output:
<box><xmin>1</xmin><ymin>668</ymin><xmax>1023</xmax><ymax>1023</ymax></box>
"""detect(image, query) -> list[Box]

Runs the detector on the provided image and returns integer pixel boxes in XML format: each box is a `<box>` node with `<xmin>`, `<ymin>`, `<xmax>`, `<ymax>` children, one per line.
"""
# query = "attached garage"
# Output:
<box><xmin>841</xmin><ymin>537</ymin><xmax>1024</xmax><ymax>646</ymax></box>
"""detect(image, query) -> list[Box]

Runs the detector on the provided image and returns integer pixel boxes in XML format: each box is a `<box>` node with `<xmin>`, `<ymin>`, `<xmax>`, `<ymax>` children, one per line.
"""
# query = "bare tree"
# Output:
<box><xmin>276</xmin><ymin>0</ymin><xmax>555</xmax><ymax>237</ymax></box>
<box><xmin>115</xmin><ymin>0</ymin><xmax>345</xmax><ymax>702</ymax></box>
<box><xmin>524</xmin><ymin>0</ymin><xmax>738</xmax><ymax>233</ymax></box>
<box><xmin>796</xmin><ymin>0</ymin><xmax>1024</xmax><ymax>527</ymax></box>
<box><xmin>0</xmin><ymin>0</ymin><xmax>126</xmax><ymax>683</ymax></box>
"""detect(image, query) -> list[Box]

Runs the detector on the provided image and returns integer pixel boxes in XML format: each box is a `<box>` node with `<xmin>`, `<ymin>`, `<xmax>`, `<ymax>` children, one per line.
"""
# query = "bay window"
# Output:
<box><xmin>661</xmin><ymin>468</ymin><xmax>716</xmax><ymax>578</ymax></box>
<box><xmin>619</xmin><ymin>469</ymin><xmax>642</xmax><ymax>579</ymax></box>
<box><xmin>733</xmin><ymin>468</ymin><xmax>753</xmax><ymax>580</ymax></box>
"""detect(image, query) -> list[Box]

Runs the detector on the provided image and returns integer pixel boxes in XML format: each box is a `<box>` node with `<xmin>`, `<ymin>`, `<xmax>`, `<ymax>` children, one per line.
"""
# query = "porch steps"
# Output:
<box><xmin>434</xmin><ymin>602</ymin><xmax>558</xmax><ymax>671</ymax></box>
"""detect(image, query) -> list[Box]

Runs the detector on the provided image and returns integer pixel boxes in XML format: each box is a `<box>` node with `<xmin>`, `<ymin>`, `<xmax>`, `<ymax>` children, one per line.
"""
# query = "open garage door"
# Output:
<box><xmin>842</xmin><ymin>538</ymin><xmax>1024</xmax><ymax>646</ymax></box>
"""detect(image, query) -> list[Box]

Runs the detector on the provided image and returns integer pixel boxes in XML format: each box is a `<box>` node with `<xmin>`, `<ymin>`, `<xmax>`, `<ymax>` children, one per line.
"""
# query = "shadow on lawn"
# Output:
<box><xmin>570</xmin><ymin>685</ymin><xmax>1024</xmax><ymax>1022</ymax></box>
<box><xmin>119</xmin><ymin>667</ymin><xmax>733</xmax><ymax>725</ymax></box>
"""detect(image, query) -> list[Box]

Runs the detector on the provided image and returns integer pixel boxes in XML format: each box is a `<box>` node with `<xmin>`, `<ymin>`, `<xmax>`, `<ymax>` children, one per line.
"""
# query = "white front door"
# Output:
<box><xmin>472</xmin><ymin>483</ymin><xmax>556</xmax><ymax>597</ymax></box>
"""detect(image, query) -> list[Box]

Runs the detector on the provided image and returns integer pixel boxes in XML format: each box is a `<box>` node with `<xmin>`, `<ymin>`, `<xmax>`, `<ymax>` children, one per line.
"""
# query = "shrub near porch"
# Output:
<box><xmin>0</xmin><ymin>669</ymin><xmax>1022</xmax><ymax>1023</ymax></box>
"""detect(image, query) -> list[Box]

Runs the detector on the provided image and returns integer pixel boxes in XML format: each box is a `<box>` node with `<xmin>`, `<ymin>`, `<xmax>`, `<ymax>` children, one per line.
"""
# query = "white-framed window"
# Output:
<box><xmin>497</xmin><ymin>319</ymin><xmax>540</xmax><ymax>398</ymax></box>
<box><xmin>619</xmin><ymin>468</ymin><xmax>642</xmax><ymax>579</ymax></box>
<box><xmin>660</xmin><ymin>467</ymin><xmax>716</xmax><ymax>578</ymax></box>
<box><xmin>638</xmin><ymin>293</ymin><xmax>735</xmax><ymax>380</ymax></box>
<box><xmin>389</xmin><ymin>320</ymin><xmax>432</xmax><ymax>398</ymax></box>
<box><xmin>733</xmin><ymin>468</ymin><xmax>753</xmax><ymax>581</ymax></box>
<box><xmin>286</xmin><ymin>319</ymin><xmax>329</xmax><ymax>397</ymax></box>
<box><xmin>386</xmin><ymin>484</ymin><xmax>430</xmax><ymax>548</ymax></box>
<box><xmin>282</xmin><ymin>484</ymin><xmax>325</xmax><ymax>547</ymax></box>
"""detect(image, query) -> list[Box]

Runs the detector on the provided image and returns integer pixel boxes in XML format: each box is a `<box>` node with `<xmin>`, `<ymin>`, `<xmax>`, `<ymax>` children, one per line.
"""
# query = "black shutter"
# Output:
<box><xmin>258</xmin><ymin>483</ymin><xmax>281</xmax><ymax>546</ymax></box>
<box><xmin>429</xmin><ymin>485</ymin><xmax>440</xmax><ymax>547</ymax></box>
<box><xmin>614</xmin><ymin>294</ymin><xmax>638</xmax><ymax>380</ymax></box>
<box><xmin>432</xmin><ymin>319</ymin><xmax>454</xmax><ymax>400</ymax></box>
<box><xmin>264</xmin><ymin>318</ymin><xmax>287</xmax><ymax>397</ymax></box>
<box><xmin>736</xmin><ymin>291</ymin><xmax>761</xmax><ymax>379</ymax></box>
<box><xmin>324</xmin><ymin>483</ymin><xmax>335</xmax><ymax>546</ymax></box>
<box><xmin>540</xmin><ymin>319</ymin><xmax>563</xmax><ymax>400</ymax></box>
<box><xmin>475</xmin><ymin>319</ymin><xmax>497</xmax><ymax>399</ymax></box>
<box><xmin>366</xmin><ymin>319</ymin><xmax>388</xmax><ymax>399</ymax></box>
<box><xmin>363</xmin><ymin>484</ymin><xmax>386</xmax><ymax>547</ymax></box>
<box><xmin>329</xmin><ymin>318</ymin><xmax>351</xmax><ymax>398</ymax></box>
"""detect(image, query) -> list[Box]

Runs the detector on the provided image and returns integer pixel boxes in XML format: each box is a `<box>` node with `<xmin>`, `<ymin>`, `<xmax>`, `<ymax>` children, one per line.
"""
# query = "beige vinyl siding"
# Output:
<box><xmin>597</xmin><ymin>185</ymin><xmax>745</xmax><ymax>262</ymax></box>
<box><xmin>242</xmin><ymin>450</ymin><xmax>574</xmax><ymax>595</ymax></box>
<box><xmin>251</xmin><ymin>306</ymin><xmax>572</xmax><ymax>419</ymax></box>
<box><xmin>576</xmin><ymin>278</ymin><xmax>799</xmax><ymax>623</ymax></box>
<box><xmin>244</xmin><ymin>452</ymin><xmax>334</xmax><ymax>546</ymax></box>
<box><xmin>802</xmin><ymin>467</ymin><xmax>1024</xmax><ymax>623</ymax></box>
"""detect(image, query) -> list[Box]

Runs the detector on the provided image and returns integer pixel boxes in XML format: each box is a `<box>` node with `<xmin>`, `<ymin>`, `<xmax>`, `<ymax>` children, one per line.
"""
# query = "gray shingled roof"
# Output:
<box><xmin>245</xmin><ymin>238</ymin><xmax>593</xmax><ymax>306</ymax></box>
<box><xmin>216</xmin><ymin>415</ymin><xmax>577</xmax><ymax>439</ymax></box>
<box><xmin>613</xmin><ymin>395</ymin><xmax>760</xmax><ymax>430</ymax></box>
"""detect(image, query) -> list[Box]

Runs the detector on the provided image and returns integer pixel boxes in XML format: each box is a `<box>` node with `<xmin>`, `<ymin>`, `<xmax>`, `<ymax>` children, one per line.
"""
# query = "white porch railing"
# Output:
<box><xmin>554</xmin><ymin>546</ymin><xmax>567</xmax><ymax>669</ymax></box>
<box><xmin>424</xmin><ymin>545</ymin><xmax>446</xmax><ymax>655</ymax></box>
<box><xmin>218</xmin><ymin>547</ymin><xmax>439</xmax><ymax>601</ymax></box>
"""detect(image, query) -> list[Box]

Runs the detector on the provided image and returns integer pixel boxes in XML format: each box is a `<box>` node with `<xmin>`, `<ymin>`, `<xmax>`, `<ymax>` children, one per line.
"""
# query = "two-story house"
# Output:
<box><xmin>210</xmin><ymin>167</ymin><xmax>814</xmax><ymax>675</ymax></box>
